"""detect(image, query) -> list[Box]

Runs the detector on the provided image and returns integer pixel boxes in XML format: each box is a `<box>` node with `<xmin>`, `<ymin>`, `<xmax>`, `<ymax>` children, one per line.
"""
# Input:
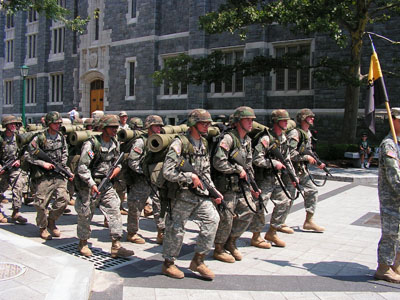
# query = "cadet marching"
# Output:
<box><xmin>0</xmin><ymin>107</ymin><xmax>399</xmax><ymax>284</ymax></box>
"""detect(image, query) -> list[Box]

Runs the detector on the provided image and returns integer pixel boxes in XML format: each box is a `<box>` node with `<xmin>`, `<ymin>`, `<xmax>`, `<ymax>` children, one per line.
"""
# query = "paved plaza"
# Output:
<box><xmin>1</xmin><ymin>167</ymin><xmax>400</xmax><ymax>300</ymax></box>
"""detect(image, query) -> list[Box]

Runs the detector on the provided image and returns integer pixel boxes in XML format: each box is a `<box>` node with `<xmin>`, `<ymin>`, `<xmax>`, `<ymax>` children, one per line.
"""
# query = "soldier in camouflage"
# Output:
<box><xmin>126</xmin><ymin>115</ymin><xmax>166</xmax><ymax>244</ymax></box>
<box><xmin>128</xmin><ymin>117</ymin><xmax>144</xmax><ymax>130</ymax></box>
<box><xmin>161</xmin><ymin>109</ymin><xmax>221</xmax><ymax>280</ymax></box>
<box><xmin>25</xmin><ymin>112</ymin><xmax>74</xmax><ymax>239</ymax></box>
<box><xmin>212</xmin><ymin>106</ymin><xmax>260</xmax><ymax>263</ymax></box>
<box><xmin>75</xmin><ymin>115</ymin><xmax>134</xmax><ymax>258</ymax></box>
<box><xmin>250</xmin><ymin>109</ymin><xmax>297</xmax><ymax>248</ymax></box>
<box><xmin>374</xmin><ymin>108</ymin><xmax>400</xmax><ymax>284</ymax></box>
<box><xmin>84</xmin><ymin>118</ymin><xmax>94</xmax><ymax>130</ymax></box>
<box><xmin>119</xmin><ymin>111</ymin><xmax>130</xmax><ymax>130</ymax></box>
<box><xmin>285</xmin><ymin>108</ymin><xmax>325</xmax><ymax>232</ymax></box>
<box><xmin>0</xmin><ymin>115</ymin><xmax>28</xmax><ymax>224</ymax></box>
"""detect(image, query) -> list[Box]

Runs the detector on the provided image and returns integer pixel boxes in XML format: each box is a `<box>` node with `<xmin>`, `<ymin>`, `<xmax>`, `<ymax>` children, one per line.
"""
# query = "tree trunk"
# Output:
<box><xmin>341</xmin><ymin>84</ymin><xmax>360</xmax><ymax>143</ymax></box>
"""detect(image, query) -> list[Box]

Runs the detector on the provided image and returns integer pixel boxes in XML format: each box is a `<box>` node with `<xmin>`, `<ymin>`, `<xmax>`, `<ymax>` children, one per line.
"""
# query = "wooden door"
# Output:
<box><xmin>90</xmin><ymin>80</ymin><xmax>104</xmax><ymax>115</ymax></box>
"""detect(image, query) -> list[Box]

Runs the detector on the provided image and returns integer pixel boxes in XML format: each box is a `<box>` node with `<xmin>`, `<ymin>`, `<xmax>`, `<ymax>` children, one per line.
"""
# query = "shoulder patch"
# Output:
<box><xmin>220</xmin><ymin>141</ymin><xmax>230</xmax><ymax>152</ymax></box>
<box><xmin>261</xmin><ymin>136</ymin><xmax>269</xmax><ymax>149</ymax></box>
<box><xmin>133</xmin><ymin>147</ymin><xmax>143</xmax><ymax>154</ymax></box>
<box><xmin>87</xmin><ymin>150</ymin><xmax>94</xmax><ymax>159</ymax></box>
<box><xmin>386</xmin><ymin>150</ymin><xmax>397</xmax><ymax>159</ymax></box>
<box><xmin>171</xmin><ymin>141</ymin><xmax>182</xmax><ymax>156</ymax></box>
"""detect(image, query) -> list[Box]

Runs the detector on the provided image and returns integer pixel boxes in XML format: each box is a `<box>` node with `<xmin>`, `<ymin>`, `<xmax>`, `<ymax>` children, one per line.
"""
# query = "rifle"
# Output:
<box><xmin>230</xmin><ymin>148</ymin><xmax>261</xmax><ymax>195</ymax></box>
<box><xmin>92</xmin><ymin>152</ymin><xmax>125</xmax><ymax>201</ymax></box>
<box><xmin>268</xmin><ymin>143</ymin><xmax>305</xmax><ymax>199</ymax></box>
<box><xmin>0</xmin><ymin>158</ymin><xmax>16</xmax><ymax>173</ymax></box>
<box><xmin>33</xmin><ymin>148</ymin><xmax>73</xmax><ymax>180</ymax></box>
<box><xmin>177</xmin><ymin>157</ymin><xmax>237</xmax><ymax>217</ymax></box>
<box><xmin>302</xmin><ymin>149</ymin><xmax>333</xmax><ymax>177</ymax></box>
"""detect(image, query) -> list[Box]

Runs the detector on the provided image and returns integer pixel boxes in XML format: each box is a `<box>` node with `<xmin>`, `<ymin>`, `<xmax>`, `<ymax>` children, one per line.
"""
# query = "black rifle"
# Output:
<box><xmin>230</xmin><ymin>149</ymin><xmax>261</xmax><ymax>195</ymax></box>
<box><xmin>177</xmin><ymin>157</ymin><xmax>236</xmax><ymax>217</ymax></box>
<box><xmin>0</xmin><ymin>158</ymin><xmax>16</xmax><ymax>173</ymax></box>
<box><xmin>33</xmin><ymin>148</ymin><xmax>73</xmax><ymax>180</ymax></box>
<box><xmin>302</xmin><ymin>149</ymin><xmax>333</xmax><ymax>177</ymax></box>
<box><xmin>268</xmin><ymin>143</ymin><xmax>305</xmax><ymax>198</ymax></box>
<box><xmin>92</xmin><ymin>152</ymin><xmax>125</xmax><ymax>201</ymax></box>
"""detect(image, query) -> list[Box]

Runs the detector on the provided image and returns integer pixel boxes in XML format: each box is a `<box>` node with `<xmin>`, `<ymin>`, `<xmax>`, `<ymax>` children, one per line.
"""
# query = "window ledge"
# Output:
<box><xmin>3</xmin><ymin>62</ymin><xmax>14</xmax><ymax>69</ymax></box>
<box><xmin>48</xmin><ymin>54</ymin><xmax>65</xmax><ymax>62</ymax></box>
<box><xmin>26</xmin><ymin>103</ymin><xmax>37</xmax><ymax>107</ymax></box>
<box><xmin>157</xmin><ymin>95</ymin><xmax>188</xmax><ymax>100</ymax></box>
<box><xmin>47</xmin><ymin>102</ymin><xmax>64</xmax><ymax>105</ymax></box>
<box><xmin>267</xmin><ymin>90</ymin><xmax>314</xmax><ymax>97</ymax></box>
<box><xmin>25</xmin><ymin>58</ymin><xmax>38</xmax><ymax>66</ymax></box>
<box><xmin>3</xmin><ymin>104</ymin><xmax>14</xmax><ymax>107</ymax></box>
<box><xmin>125</xmin><ymin>96</ymin><xmax>136</xmax><ymax>101</ymax></box>
<box><xmin>207</xmin><ymin>92</ymin><xmax>245</xmax><ymax>98</ymax></box>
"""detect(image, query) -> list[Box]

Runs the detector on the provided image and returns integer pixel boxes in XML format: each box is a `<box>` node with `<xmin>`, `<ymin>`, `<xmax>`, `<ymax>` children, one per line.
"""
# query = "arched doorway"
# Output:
<box><xmin>90</xmin><ymin>79</ymin><xmax>104</xmax><ymax>115</ymax></box>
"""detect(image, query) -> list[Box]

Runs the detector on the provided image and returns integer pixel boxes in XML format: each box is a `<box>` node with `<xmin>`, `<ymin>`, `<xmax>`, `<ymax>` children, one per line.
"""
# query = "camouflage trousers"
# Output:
<box><xmin>32</xmin><ymin>175</ymin><xmax>69</xmax><ymax>228</ymax></box>
<box><xmin>76</xmin><ymin>184</ymin><xmax>123</xmax><ymax>240</ymax></box>
<box><xmin>127</xmin><ymin>176</ymin><xmax>151</xmax><ymax>234</ymax></box>
<box><xmin>286</xmin><ymin>171</ymin><xmax>318</xmax><ymax>214</ymax></box>
<box><xmin>377</xmin><ymin>200</ymin><xmax>400</xmax><ymax>265</ymax></box>
<box><xmin>249</xmin><ymin>174</ymin><xmax>290</xmax><ymax>232</ymax></box>
<box><xmin>214</xmin><ymin>187</ymin><xmax>254</xmax><ymax>244</ymax></box>
<box><xmin>114</xmin><ymin>175</ymin><xmax>127</xmax><ymax>204</ymax></box>
<box><xmin>163</xmin><ymin>190</ymin><xmax>219</xmax><ymax>261</ymax></box>
<box><xmin>0</xmin><ymin>169</ymin><xmax>26</xmax><ymax>210</ymax></box>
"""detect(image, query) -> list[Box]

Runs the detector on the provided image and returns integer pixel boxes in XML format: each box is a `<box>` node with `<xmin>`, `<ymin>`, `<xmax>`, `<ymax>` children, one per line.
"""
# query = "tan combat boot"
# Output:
<box><xmin>374</xmin><ymin>263</ymin><xmax>400</xmax><ymax>283</ymax></box>
<box><xmin>162</xmin><ymin>259</ymin><xmax>184</xmax><ymax>279</ymax></box>
<box><xmin>104</xmin><ymin>217</ymin><xmax>109</xmax><ymax>228</ymax></box>
<box><xmin>78</xmin><ymin>240</ymin><xmax>93</xmax><ymax>257</ymax></box>
<box><xmin>391</xmin><ymin>252</ymin><xmax>400</xmax><ymax>275</ymax></box>
<box><xmin>127</xmin><ymin>232</ymin><xmax>145</xmax><ymax>244</ymax></box>
<box><xmin>225</xmin><ymin>236</ymin><xmax>242</xmax><ymax>261</ymax></box>
<box><xmin>0</xmin><ymin>211</ymin><xmax>8</xmax><ymax>223</ymax></box>
<box><xmin>11</xmin><ymin>209</ymin><xmax>27</xmax><ymax>224</ymax></box>
<box><xmin>156</xmin><ymin>229</ymin><xmax>164</xmax><ymax>245</ymax></box>
<box><xmin>47</xmin><ymin>218</ymin><xmax>61</xmax><ymax>237</ymax></box>
<box><xmin>189</xmin><ymin>253</ymin><xmax>215</xmax><ymax>280</ymax></box>
<box><xmin>143</xmin><ymin>203</ymin><xmax>153</xmax><ymax>217</ymax></box>
<box><xmin>277</xmin><ymin>225</ymin><xmax>294</xmax><ymax>234</ymax></box>
<box><xmin>111</xmin><ymin>239</ymin><xmax>135</xmax><ymax>258</ymax></box>
<box><xmin>39</xmin><ymin>228</ymin><xmax>52</xmax><ymax>240</ymax></box>
<box><xmin>250</xmin><ymin>232</ymin><xmax>271</xmax><ymax>249</ymax></box>
<box><xmin>303</xmin><ymin>212</ymin><xmax>325</xmax><ymax>232</ymax></box>
<box><xmin>213</xmin><ymin>243</ymin><xmax>235</xmax><ymax>263</ymax></box>
<box><xmin>265</xmin><ymin>227</ymin><xmax>286</xmax><ymax>247</ymax></box>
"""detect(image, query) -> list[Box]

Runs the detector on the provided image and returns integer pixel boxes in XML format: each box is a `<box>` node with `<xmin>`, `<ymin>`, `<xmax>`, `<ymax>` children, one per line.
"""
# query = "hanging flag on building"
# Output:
<box><xmin>365</xmin><ymin>43</ymin><xmax>389</xmax><ymax>134</ymax></box>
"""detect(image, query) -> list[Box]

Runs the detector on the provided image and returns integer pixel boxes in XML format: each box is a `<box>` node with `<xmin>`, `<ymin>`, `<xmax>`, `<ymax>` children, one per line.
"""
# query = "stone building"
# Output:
<box><xmin>0</xmin><ymin>0</ymin><xmax>398</xmax><ymax>141</ymax></box>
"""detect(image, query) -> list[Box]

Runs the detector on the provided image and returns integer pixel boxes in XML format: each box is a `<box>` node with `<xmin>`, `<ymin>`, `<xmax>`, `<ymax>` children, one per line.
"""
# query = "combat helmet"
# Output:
<box><xmin>271</xmin><ymin>109</ymin><xmax>290</xmax><ymax>123</ymax></box>
<box><xmin>45</xmin><ymin>111</ymin><xmax>62</xmax><ymax>126</ymax></box>
<box><xmin>2</xmin><ymin>115</ymin><xmax>18</xmax><ymax>127</ymax></box>
<box><xmin>286</xmin><ymin>119</ymin><xmax>297</xmax><ymax>131</ymax></box>
<box><xmin>296</xmin><ymin>108</ymin><xmax>315</xmax><ymax>124</ymax></box>
<box><xmin>129</xmin><ymin>117</ymin><xmax>144</xmax><ymax>129</ymax></box>
<box><xmin>84</xmin><ymin>118</ymin><xmax>94</xmax><ymax>128</ymax></box>
<box><xmin>187</xmin><ymin>109</ymin><xmax>213</xmax><ymax>127</ymax></box>
<box><xmin>99</xmin><ymin>115</ymin><xmax>119</xmax><ymax>129</ymax></box>
<box><xmin>144</xmin><ymin>115</ymin><xmax>164</xmax><ymax>129</ymax></box>
<box><xmin>232</xmin><ymin>106</ymin><xmax>256</xmax><ymax>123</ymax></box>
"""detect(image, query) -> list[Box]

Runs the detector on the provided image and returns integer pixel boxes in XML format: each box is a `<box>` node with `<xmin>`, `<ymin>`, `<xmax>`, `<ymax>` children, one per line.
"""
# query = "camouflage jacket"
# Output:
<box><xmin>253</xmin><ymin>131</ymin><xmax>293</xmax><ymax>173</ymax></box>
<box><xmin>286</xmin><ymin>128</ymin><xmax>312</xmax><ymax>166</ymax></box>
<box><xmin>0</xmin><ymin>132</ymin><xmax>18</xmax><ymax>167</ymax></box>
<box><xmin>162</xmin><ymin>132</ymin><xmax>215</xmax><ymax>196</ymax></box>
<box><xmin>127</xmin><ymin>136</ymin><xmax>148</xmax><ymax>174</ymax></box>
<box><xmin>77</xmin><ymin>135</ymin><xmax>121</xmax><ymax>187</ymax></box>
<box><xmin>26</xmin><ymin>129</ymin><xmax>69</xmax><ymax>170</ymax></box>
<box><xmin>213</xmin><ymin>129</ymin><xmax>253</xmax><ymax>175</ymax></box>
<box><xmin>378</xmin><ymin>133</ymin><xmax>400</xmax><ymax>201</ymax></box>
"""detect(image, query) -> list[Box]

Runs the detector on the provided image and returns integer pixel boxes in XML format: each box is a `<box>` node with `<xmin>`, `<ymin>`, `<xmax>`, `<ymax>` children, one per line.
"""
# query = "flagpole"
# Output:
<box><xmin>369</xmin><ymin>35</ymin><xmax>398</xmax><ymax>145</ymax></box>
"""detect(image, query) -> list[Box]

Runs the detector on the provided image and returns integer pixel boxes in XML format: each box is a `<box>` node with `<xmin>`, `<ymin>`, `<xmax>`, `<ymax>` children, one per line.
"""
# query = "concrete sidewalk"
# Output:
<box><xmin>2</xmin><ymin>167</ymin><xmax>399</xmax><ymax>300</ymax></box>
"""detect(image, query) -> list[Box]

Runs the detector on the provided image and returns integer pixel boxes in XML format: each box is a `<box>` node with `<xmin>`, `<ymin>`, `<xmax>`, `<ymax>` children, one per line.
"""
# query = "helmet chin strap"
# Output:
<box><xmin>305</xmin><ymin>118</ymin><xmax>313</xmax><ymax>127</ymax></box>
<box><xmin>277</xmin><ymin>120</ymin><xmax>286</xmax><ymax>131</ymax></box>
<box><xmin>238</xmin><ymin>119</ymin><xmax>250</xmax><ymax>133</ymax></box>
<box><xmin>193</xmin><ymin>124</ymin><xmax>208</xmax><ymax>137</ymax></box>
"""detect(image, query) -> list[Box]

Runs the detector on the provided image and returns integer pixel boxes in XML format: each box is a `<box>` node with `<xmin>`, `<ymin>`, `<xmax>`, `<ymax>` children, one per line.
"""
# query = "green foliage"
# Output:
<box><xmin>1</xmin><ymin>0</ymin><xmax>89</xmax><ymax>33</ymax></box>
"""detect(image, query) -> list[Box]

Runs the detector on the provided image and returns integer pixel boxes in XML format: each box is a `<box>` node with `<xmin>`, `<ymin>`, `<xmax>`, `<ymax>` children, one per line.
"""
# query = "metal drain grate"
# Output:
<box><xmin>0</xmin><ymin>262</ymin><xmax>26</xmax><ymax>281</ymax></box>
<box><xmin>56</xmin><ymin>242</ymin><xmax>133</xmax><ymax>271</ymax></box>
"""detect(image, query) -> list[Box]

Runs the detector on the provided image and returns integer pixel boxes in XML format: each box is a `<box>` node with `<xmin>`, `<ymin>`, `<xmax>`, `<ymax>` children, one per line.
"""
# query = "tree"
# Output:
<box><xmin>153</xmin><ymin>0</ymin><xmax>400</xmax><ymax>142</ymax></box>
<box><xmin>1</xmin><ymin>0</ymin><xmax>88</xmax><ymax>33</ymax></box>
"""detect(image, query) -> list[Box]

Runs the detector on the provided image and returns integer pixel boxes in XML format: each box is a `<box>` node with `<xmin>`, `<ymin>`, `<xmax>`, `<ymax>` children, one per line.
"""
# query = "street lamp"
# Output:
<box><xmin>20</xmin><ymin>65</ymin><xmax>29</xmax><ymax>127</ymax></box>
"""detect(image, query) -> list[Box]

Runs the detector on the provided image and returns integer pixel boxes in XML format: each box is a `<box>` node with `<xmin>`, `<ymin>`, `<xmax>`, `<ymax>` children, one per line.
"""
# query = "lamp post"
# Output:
<box><xmin>20</xmin><ymin>65</ymin><xmax>29</xmax><ymax>127</ymax></box>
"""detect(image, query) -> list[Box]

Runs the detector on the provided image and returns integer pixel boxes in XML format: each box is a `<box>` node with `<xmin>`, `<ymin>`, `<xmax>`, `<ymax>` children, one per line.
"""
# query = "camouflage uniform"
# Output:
<box><xmin>286</xmin><ymin>128</ymin><xmax>318</xmax><ymax>213</ymax></box>
<box><xmin>162</xmin><ymin>110</ymin><xmax>219</xmax><ymax>276</ymax></box>
<box><xmin>25</xmin><ymin>112</ymin><xmax>70</xmax><ymax>230</ymax></box>
<box><xmin>76</xmin><ymin>135</ymin><xmax>123</xmax><ymax>241</ymax></box>
<box><xmin>0</xmin><ymin>116</ymin><xmax>27</xmax><ymax>222</ymax></box>
<box><xmin>377</xmin><ymin>132</ymin><xmax>400</xmax><ymax>265</ymax></box>
<box><xmin>250</xmin><ymin>131</ymin><xmax>293</xmax><ymax>232</ymax></box>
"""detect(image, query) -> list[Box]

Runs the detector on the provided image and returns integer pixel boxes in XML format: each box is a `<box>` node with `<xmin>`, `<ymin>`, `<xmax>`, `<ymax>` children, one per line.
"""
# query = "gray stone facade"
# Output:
<box><xmin>0</xmin><ymin>0</ymin><xmax>399</xmax><ymax>142</ymax></box>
